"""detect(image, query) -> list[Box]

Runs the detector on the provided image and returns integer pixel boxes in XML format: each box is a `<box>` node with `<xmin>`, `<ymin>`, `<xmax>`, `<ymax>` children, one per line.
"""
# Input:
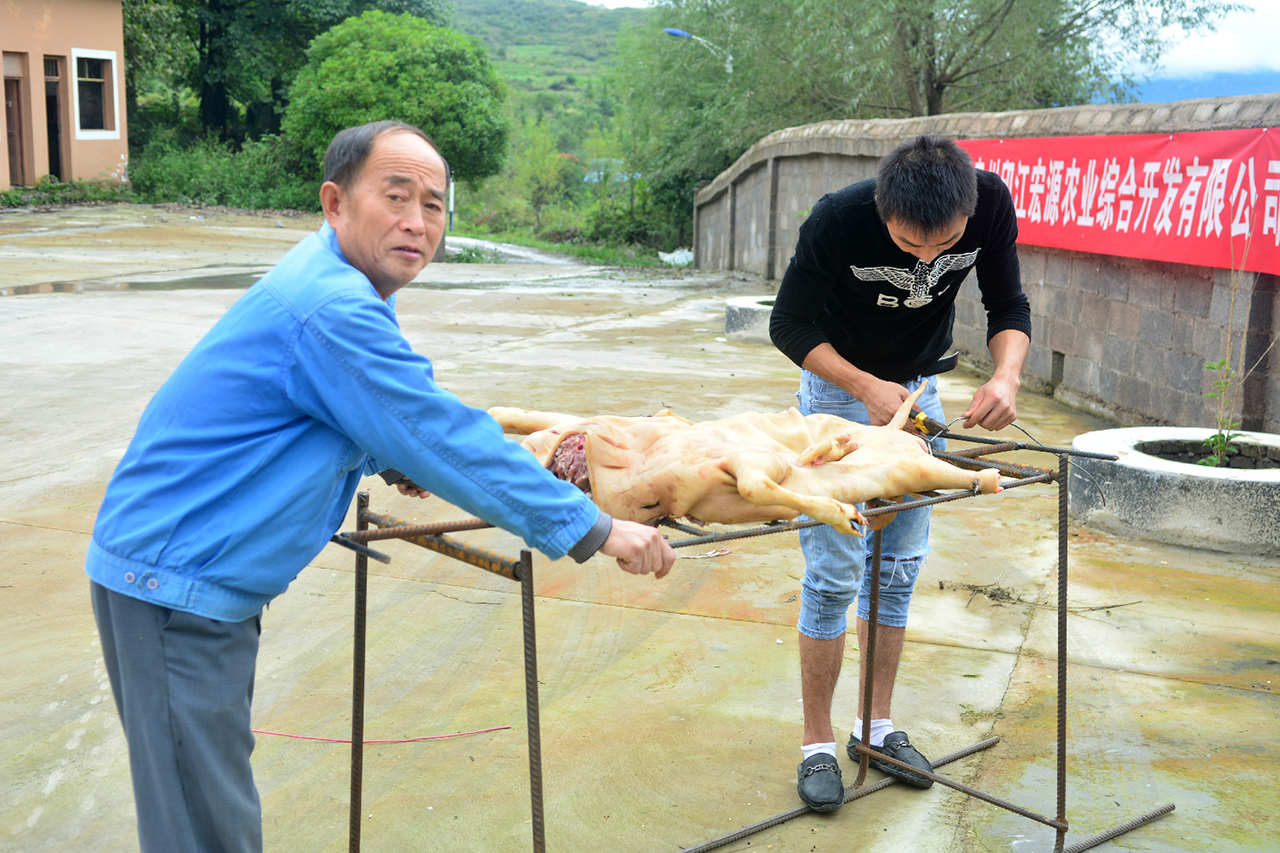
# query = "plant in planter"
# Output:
<box><xmin>1200</xmin><ymin>355</ymin><xmax>1245</xmax><ymax>467</ymax></box>
<box><xmin>1197</xmin><ymin>240</ymin><xmax>1275</xmax><ymax>467</ymax></box>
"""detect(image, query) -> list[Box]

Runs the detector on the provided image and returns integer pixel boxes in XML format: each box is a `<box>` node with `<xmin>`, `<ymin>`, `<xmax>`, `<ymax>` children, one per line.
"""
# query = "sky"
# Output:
<box><xmin>1133</xmin><ymin>0</ymin><xmax>1280</xmax><ymax>101</ymax></box>
<box><xmin>578</xmin><ymin>0</ymin><xmax>1280</xmax><ymax>103</ymax></box>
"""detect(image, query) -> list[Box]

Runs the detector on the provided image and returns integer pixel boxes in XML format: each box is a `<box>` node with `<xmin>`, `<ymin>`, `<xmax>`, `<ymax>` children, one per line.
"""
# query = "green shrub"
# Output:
<box><xmin>283</xmin><ymin>10</ymin><xmax>509</xmax><ymax>185</ymax></box>
<box><xmin>0</xmin><ymin>175</ymin><xmax>133</xmax><ymax>207</ymax></box>
<box><xmin>447</xmin><ymin>246</ymin><xmax>504</xmax><ymax>263</ymax></box>
<box><xmin>129</xmin><ymin>135</ymin><xmax>319</xmax><ymax>210</ymax></box>
<box><xmin>581</xmin><ymin>199</ymin><xmax>677</xmax><ymax>249</ymax></box>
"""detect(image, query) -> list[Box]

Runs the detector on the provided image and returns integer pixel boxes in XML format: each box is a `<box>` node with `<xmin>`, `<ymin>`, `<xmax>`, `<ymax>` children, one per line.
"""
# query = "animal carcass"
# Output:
<box><xmin>490</xmin><ymin>387</ymin><xmax>1001</xmax><ymax>536</ymax></box>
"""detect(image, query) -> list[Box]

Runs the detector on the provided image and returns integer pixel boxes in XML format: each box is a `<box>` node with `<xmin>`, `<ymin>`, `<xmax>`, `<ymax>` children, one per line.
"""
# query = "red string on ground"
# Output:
<box><xmin>252</xmin><ymin>725</ymin><xmax>512</xmax><ymax>744</ymax></box>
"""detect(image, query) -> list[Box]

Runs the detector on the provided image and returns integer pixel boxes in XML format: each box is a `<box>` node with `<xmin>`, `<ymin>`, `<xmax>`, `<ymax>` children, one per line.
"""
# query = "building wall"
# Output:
<box><xmin>693</xmin><ymin>96</ymin><xmax>1280</xmax><ymax>433</ymax></box>
<box><xmin>2</xmin><ymin>0</ymin><xmax>128</xmax><ymax>190</ymax></box>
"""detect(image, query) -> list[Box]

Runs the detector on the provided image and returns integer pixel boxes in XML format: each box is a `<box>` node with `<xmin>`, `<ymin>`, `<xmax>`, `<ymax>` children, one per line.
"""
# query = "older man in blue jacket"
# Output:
<box><xmin>86</xmin><ymin>120</ymin><xmax>675</xmax><ymax>853</ymax></box>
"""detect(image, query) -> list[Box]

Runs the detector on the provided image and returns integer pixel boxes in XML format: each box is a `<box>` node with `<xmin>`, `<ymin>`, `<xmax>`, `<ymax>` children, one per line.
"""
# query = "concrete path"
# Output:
<box><xmin>1</xmin><ymin>205</ymin><xmax>1276</xmax><ymax>852</ymax></box>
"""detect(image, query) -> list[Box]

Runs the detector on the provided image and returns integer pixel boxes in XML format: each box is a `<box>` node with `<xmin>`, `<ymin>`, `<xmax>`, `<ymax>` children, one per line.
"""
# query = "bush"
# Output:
<box><xmin>129</xmin><ymin>135</ymin><xmax>319</xmax><ymax>210</ymax></box>
<box><xmin>581</xmin><ymin>199</ymin><xmax>678</xmax><ymax>249</ymax></box>
<box><xmin>0</xmin><ymin>175</ymin><xmax>133</xmax><ymax>207</ymax></box>
<box><xmin>283</xmin><ymin>11</ymin><xmax>509</xmax><ymax>185</ymax></box>
<box><xmin>447</xmin><ymin>246</ymin><xmax>505</xmax><ymax>263</ymax></box>
<box><xmin>128</xmin><ymin>86</ymin><xmax>202</xmax><ymax>155</ymax></box>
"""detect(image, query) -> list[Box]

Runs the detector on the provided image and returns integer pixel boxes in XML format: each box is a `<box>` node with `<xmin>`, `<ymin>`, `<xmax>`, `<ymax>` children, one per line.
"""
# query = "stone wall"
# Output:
<box><xmin>693</xmin><ymin>96</ymin><xmax>1280</xmax><ymax>433</ymax></box>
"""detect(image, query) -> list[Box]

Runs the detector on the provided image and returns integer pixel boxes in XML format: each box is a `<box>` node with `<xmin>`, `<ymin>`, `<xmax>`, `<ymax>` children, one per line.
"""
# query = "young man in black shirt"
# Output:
<box><xmin>770</xmin><ymin>135</ymin><xmax>1032</xmax><ymax>811</ymax></box>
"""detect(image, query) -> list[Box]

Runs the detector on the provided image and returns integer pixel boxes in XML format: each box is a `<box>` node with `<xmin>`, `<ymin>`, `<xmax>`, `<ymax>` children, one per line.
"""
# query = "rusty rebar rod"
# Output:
<box><xmin>1062</xmin><ymin>803</ymin><xmax>1176</xmax><ymax>852</ymax></box>
<box><xmin>931</xmin><ymin>450</ymin><xmax>1056</xmax><ymax>480</ymax></box>
<box><xmin>343</xmin><ymin>517</ymin><xmax>494</xmax><ymax>543</ymax></box>
<box><xmin>517</xmin><ymin>550</ymin><xmax>546</xmax><ymax>853</ymax></box>
<box><xmin>349</xmin><ymin>492</ymin><xmax>369</xmax><ymax>853</ymax></box>
<box><xmin>1055</xmin><ymin>453</ymin><xmax>1071</xmax><ymax>852</ymax></box>
<box><xmin>848</xmin><ymin>743</ymin><xmax>1068</xmax><ymax>830</ymax></box>
<box><xmin>358</xmin><ymin>510</ymin><xmax>523</xmax><ymax>581</ymax></box>
<box><xmin>664</xmin><ymin>473</ymin><xmax>1056</xmax><ymax>551</ymax></box>
<box><xmin>916</xmin><ymin>425</ymin><xmax>1118</xmax><ymax>460</ymax></box>
<box><xmin>675</xmin><ymin>736</ymin><xmax>1003</xmax><ymax>853</ymax></box>
<box><xmin>854</xmin><ymin>529</ymin><xmax>883</xmax><ymax>788</ymax></box>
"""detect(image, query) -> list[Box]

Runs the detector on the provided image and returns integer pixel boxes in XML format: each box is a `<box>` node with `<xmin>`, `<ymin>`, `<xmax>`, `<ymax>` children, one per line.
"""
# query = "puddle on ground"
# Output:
<box><xmin>1</xmin><ymin>271</ymin><xmax>265</xmax><ymax>295</ymax></box>
<box><xmin>3</xmin><ymin>267</ymin><xmax>728</xmax><ymax>297</ymax></box>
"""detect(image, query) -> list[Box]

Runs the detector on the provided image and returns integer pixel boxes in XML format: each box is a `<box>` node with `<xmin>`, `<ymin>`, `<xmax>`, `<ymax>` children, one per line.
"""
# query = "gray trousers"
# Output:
<box><xmin>91</xmin><ymin>582</ymin><xmax>263</xmax><ymax>853</ymax></box>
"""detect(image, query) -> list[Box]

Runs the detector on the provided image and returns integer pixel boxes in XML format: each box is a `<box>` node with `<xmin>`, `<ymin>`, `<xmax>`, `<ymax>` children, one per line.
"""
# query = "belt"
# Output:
<box><xmin>921</xmin><ymin>352</ymin><xmax>959</xmax><ymax>376</ymax></box>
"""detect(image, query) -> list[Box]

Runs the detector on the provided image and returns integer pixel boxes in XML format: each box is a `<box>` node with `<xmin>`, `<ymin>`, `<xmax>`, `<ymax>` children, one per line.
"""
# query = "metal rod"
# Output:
<box><xmin>944</xmin><ymin>440</ymin><xmax>1024</xmax><ymax>458</ymax></box>
<box><xmin>518</xmin><ymin>550</ymin><xmax>547</xmax><ymax>853</ymax></box>
<box><xmin>848</xmin><ymin>743</ymin><xmax>1067</xmax><ymax>830</ymax></box>
<box><xmin>675</xmin><ymin>736</ymin><xmax>1002</xmax><ymax>853</ymax></box>
<box><xmin>930</xmin><ymin>450</ymin><xmax>1054</xmax><ymax>480</ymax></box>
<box><xmin>345</xmin><ymin>517</ymin><xmax>493</xmax><ymax>543</ymax></box>
<box><xmin>349</xmin><ymin>492</ymin><xmax>369</xmax><ymax>853</ymax></box>
<box><xmin>665</xmin><ymin>475</ymin><xmax>1056</xmax><ymax>551</ymax></box>
<box><xmin>330</xmin><ymin>534</ymin><xmax>392</xmax><ymax>564</ymax></box>
<box><xmin>659</xmin><ymin>518</ymin><xmax>715</xmax><ymax>536</ymax></box>
<box><xmin>358</xmin><ymin>511</ymin><xmax>524</xmax><ymax>581</ymax></box>
<box><xmin>920</xmin><ymin>428</ymin><xmax>1118</xmax><ymax>460</ymax></box>
<box><xmin>855</xmin><ymin>528</ymin><xmax>883</xmax><ymax>787</ymax></box>
<box><xmin>1055</xmin><ymin>453</ymin><xmax>1071</xmax><ymax>852</ymax></box>
<box><xmin>1062</xmin><ymin>804</ymin><xmax>1176</xmax><ymax>853</ymax></box>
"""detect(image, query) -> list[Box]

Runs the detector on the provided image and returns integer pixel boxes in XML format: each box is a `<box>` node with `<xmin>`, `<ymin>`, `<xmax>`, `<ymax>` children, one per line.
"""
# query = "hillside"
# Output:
<box><xmin>452</xmin><ymin>0</ymin><xmax>651</xmax><ymax>149</ymax></box>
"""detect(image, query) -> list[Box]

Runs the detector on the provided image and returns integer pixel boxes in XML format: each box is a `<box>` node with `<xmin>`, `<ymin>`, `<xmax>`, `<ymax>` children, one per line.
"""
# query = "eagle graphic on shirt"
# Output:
<box><xmin>850</xmin><ymin>249</ymin><xmax>980</xmax><ymax>308</ymax></box>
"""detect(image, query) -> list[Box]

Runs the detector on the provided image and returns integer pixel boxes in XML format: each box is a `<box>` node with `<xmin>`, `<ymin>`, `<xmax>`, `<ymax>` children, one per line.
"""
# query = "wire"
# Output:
<box><xmin>252</xmin><ymin>725</ymin><xmax>512</xmax><ymax>745</ymax></box>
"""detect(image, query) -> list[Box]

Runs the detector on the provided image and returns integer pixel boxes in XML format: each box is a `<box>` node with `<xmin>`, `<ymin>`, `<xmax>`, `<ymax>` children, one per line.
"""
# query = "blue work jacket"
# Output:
<box><xmin>85</xmin><ymin>224</ymin><xmax>602</xmax><ymax>621</ymax></box>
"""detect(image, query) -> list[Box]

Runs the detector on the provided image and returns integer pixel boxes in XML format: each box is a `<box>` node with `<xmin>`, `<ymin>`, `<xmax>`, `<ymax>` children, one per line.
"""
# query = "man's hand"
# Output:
<box><xmin>962</xmin><ymin>375</ymin><xmax>1019</xmax><ymax>431</ymax></box>
<box><xmin>599</xmin><ymin>519</ymin><xmax>676</xmax><ymax>579</ymax></box>
<box><xmin>963</xmin><ymin>329</ymin><xmax>1029</xmax><ymax>431</ymax></box>
<box><xmin>395</xmin><ymin>480</ymin><xmax>431</xmax><ymax>499</ymax></box>
<box><xmin>799</xmin><ymin>343</ymin><xmax>910</xmax><ymax>427</ymax></box>
<box><xmin>862</xmin><ymin>378</ymin><xmax>914</xmax><ymax>426</ymax></box>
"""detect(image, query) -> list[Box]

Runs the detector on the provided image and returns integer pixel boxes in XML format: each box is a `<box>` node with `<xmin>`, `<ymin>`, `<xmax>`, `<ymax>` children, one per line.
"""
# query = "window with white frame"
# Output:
<box><xmin>71</xmin><ymin>48</ymin><xmax>119</xmax><ymax>140</ymax></box>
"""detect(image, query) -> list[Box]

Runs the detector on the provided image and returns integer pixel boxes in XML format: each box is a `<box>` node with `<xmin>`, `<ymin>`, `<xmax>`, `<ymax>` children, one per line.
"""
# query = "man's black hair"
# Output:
<box><xmin>874</xmin><ymin>135</ymin><xmax>978</xmax><ymax>236</ymax></box>
<box><xmin>322</xmin><ymin>120</ymin><xmax>448</xmax><ymax>188</ymax></box>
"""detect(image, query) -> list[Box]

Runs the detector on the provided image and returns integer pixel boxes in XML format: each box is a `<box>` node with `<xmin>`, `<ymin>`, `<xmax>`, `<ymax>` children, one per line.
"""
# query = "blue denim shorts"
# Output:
<box><xmin>795</xmin><ymin>371</ymin><xmax>945</xmax><ymax>639</ymax></box>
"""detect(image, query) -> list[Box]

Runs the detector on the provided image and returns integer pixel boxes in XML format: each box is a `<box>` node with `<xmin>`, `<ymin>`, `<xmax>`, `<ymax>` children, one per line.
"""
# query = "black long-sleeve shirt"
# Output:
<box><xmin>770</xmin><ymin>170</ymin><xmax>1032</xmax><ymax>383</ymax></box>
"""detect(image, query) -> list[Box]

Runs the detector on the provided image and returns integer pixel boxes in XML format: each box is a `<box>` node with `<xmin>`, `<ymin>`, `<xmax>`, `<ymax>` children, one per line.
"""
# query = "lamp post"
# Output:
<box><xmin>662</xmin><ymin>27</ymin><xmax>733</xmax><ymax>74</ymax></box>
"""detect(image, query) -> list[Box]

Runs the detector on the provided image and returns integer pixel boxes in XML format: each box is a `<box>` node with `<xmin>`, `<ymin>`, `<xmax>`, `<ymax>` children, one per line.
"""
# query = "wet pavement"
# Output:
<box><xmin>2</xmin><ymin>205</ymin><xmax>1277</xmax><ymax>852</ymax></box>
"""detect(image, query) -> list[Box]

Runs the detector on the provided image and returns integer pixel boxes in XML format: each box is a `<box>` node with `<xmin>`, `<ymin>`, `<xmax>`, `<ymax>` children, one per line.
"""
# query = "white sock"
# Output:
<box><xmin>802</xmin><ymin>741</ymin><xmax>837</xmax><ymax>761</ymax></box>
<box><xmin>853</xmin><ymin>717</ymin><xmax>896</xmax><ymax>748</ymax></box>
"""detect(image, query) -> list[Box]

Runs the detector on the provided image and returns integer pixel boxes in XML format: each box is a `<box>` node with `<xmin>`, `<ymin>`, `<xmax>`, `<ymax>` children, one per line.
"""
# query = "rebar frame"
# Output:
<box><xmin>333</xmin><ymin>432</ymin><xmax>1174</xmax><ymax>852</ymax></box>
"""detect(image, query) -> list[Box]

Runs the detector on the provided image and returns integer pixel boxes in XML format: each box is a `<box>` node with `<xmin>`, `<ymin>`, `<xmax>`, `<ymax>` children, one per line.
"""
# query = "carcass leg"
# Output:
<box><xmin>729</xmin><ymin>465</ymin><xmax>867</xmax><ymax>536</ymax></box>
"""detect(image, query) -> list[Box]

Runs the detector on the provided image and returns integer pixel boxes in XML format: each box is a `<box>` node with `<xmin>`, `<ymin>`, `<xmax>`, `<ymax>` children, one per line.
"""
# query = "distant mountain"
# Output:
<box><xmin>451</xmin><ymin>0</ymin><xmax>651</xmax><ymax>150</ymax></box>
<box><xmin>453</xmin><ymin>0</ymin><xmax>646</xmax><ymax>58</ymax></box>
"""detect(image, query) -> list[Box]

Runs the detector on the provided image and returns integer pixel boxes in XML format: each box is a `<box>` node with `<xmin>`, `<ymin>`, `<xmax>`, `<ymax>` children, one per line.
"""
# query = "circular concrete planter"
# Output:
<box><xmin>724</xmin><ymin>296</ymin><xmax>775</xmax><ymax>344</ymax></box>
<box><xmin>1069</xmin><ymin>427</ymin><xmax>1280</xmax><ymax>556</ymax></box>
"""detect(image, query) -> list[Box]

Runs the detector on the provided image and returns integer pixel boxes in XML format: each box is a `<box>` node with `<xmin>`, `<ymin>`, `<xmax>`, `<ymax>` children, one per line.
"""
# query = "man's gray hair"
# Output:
<box><xmin>323</xmin><ymin>121</ymin><xmax>446</xmax><ymax>188</ymax></box>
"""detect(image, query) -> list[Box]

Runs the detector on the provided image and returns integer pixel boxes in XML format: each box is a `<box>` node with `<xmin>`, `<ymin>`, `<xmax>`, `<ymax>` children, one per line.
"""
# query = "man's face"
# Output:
<box><xmin>885</xmin><ymin>215</ymin><xmax>968</xmax><ymax>264</ymax></box>
<box><xmin>321</xmin><ymin>131</ymin><xmax>448</xmax><ymax>298</ymax></box>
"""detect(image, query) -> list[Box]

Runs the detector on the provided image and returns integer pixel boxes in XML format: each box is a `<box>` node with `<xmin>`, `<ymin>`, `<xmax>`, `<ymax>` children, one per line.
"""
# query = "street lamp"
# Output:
<box><xmin>663</xmin><ymin>27</ymin><xmax>732</xmax><ymax>74</ymax></box>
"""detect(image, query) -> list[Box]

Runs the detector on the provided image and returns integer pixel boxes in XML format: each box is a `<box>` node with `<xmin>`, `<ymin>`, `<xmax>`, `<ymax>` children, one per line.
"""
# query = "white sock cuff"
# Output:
<box><xmin>802</xmin><ymin>741</ymin><xmax>838</xmax><ymax>761</ymax></box>
<box><xmin>853</xmin><ymin>717</ymin><xmax>895</xmax><ymax>747</ymax></box>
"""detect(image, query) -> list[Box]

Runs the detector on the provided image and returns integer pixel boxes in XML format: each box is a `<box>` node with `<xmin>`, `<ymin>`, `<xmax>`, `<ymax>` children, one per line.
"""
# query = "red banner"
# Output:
<box><xmin>957</xmin><ymin>129</ymin><xmax>1280</xmax><ymax>275</ymax></box>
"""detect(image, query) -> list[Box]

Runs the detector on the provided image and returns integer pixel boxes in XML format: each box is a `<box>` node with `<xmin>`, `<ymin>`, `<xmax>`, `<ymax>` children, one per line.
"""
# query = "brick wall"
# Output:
<box><xmin>693</xmin><ymin>96</ymin><xmax>1280</xmax><ymax>433</ymax></box>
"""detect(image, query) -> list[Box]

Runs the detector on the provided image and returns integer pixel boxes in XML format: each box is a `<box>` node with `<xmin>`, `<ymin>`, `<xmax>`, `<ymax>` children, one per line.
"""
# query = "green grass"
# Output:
<box><xmin>451</xmin><ymin>227</ymin><xmax>666</xmax><ymax>268</ymax></box>
<box><xmin>0</xmin><ymin>177</ymin><xmax>134</xmax><ymax>207</ymax></box>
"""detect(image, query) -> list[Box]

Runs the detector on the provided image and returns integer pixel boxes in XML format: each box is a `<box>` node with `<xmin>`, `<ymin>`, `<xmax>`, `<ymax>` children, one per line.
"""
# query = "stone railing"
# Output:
<box><xmin>693</xmin><ymin>96</ymin><xmax>1280</xmax><ymax>433</ymax></box>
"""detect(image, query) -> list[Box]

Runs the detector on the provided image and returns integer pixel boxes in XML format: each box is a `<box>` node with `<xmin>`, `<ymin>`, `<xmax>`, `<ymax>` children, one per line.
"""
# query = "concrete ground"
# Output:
<box><xmin>2</xmin><ymin>204</ymin><xmax>1277</xmax><ymax>853</ymax></box>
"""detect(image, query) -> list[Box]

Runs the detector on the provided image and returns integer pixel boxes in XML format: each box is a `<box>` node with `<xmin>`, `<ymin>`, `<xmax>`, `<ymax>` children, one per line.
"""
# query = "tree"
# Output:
<box><xmin>613</xmin><ymin>0</ymin><xmax>1237</xmax><ymax>236</ymax></box>
<box><xmin>282</xmin><ymin>11</ymin><xmax>510</xmax><ymax>185</ymax></box>
<box><xmin>791</xmin><ymin>0</ymin><xmax>1241</xmax><ymax>117</ymax></box>
<box><xmin>122</xmin><ymin>0</ymin><xmax>195</xmax><ymax>112</ymax></box>
<box><xmin>511</xmin><ymin>119</ymin><xmax>585</xmax><ymax>231</ymax></box>
<box><xmin>122</xmin><ymin>0</ymin><xmax>454</xmax><ymax>142</ymax></box>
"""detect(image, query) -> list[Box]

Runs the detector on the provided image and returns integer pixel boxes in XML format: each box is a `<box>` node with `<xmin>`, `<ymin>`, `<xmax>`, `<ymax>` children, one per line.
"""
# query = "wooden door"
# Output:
<box><xmin>5</xmin><ymin>78</ymin><xmax>25</xmax><ymax>186</ymax></box>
